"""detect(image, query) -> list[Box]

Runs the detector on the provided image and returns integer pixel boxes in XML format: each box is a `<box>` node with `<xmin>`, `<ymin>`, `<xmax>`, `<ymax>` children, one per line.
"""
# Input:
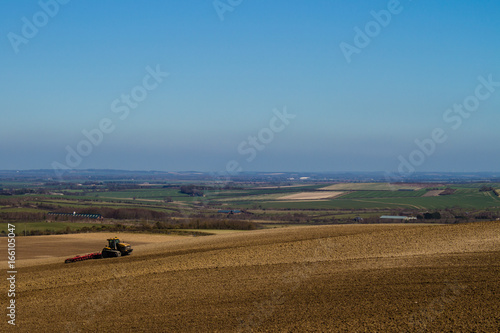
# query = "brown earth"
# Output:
<box><xmin>422</xmin><ymin>190</ymin><xmax>446</xmax><ymax>197</ymax></box>
<box><xmin>1</xmin><ymin>222</ymin><xmax>499</xmax><ymax>332</ymax></box>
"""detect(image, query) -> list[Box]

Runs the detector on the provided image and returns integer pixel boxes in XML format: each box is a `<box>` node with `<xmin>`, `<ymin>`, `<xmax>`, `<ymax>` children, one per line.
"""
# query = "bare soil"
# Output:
<box><xmin>278</xmin><ymin>191</ymin><xmax>344</xmax><ymax>200</ymax></box>
<box><xmin>2</xmin><ymin>222</ymin><xmax>499</xmax><ymax>332</ymax></box>
<box><xmin>423</xmin><ymin>190</ymin><xmax>446</xmax><ymax>197</ymax></box>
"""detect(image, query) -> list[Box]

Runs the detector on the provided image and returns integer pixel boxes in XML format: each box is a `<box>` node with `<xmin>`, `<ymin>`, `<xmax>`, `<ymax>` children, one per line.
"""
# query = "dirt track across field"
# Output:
<box><xmin>2</xmin><ymin>223</ymin><xmax>500</xmax><ymax>332</ymax></box>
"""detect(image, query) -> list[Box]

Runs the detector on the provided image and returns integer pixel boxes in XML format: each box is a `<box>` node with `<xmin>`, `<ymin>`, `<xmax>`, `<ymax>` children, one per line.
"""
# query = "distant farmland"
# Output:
<box><xmin>3</xmin><ymin>177</ymin><xmax>500</xmax><ymax>228</ymax></box>
<box><xmin>340</xmin><ymin>190</ymin><xmax>427</xmax><ymax>199</ymax></box>
<box><xmin>321</xmin><ymin>183</ymin><xmax>428</xmax><ymax>191</ymax></box>
<box><xmin>228</xmin><ymin>188</ymin><xmax>500</xmax><ymax>211</ymax></box>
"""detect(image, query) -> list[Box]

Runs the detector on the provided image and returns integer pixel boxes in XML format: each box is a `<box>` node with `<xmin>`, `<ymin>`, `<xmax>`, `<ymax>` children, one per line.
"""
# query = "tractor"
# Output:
<box><xmin>101</xmin><ymin>237</ymin><xmax>133</xmax><ymax>258</ymax></box>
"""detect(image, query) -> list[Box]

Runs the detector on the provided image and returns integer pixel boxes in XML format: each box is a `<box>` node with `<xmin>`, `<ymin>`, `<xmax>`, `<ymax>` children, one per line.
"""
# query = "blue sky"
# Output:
<box><xmin>1</xmin><ymin>0</ymin><xmax>499</xmax><ymax>173</ymax></box>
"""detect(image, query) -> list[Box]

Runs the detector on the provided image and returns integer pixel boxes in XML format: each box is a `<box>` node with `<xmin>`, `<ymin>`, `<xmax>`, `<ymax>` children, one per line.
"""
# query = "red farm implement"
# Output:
<box><xmin>64</xmin><ymin>237</ymin><xmax>133</xmax><ymax>263</ymax></box>
<box><xmin>64</xmin><ymin>252</ymin><xmax>102</xmax><ymax>263</ymax></box>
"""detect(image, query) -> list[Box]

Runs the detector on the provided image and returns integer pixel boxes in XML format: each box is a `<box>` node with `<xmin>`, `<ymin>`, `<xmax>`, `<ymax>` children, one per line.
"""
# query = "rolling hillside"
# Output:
<box><xmin>4</xmin><ymin>222</ymin><xmax>500</xmax><ymax>332</ymax></box>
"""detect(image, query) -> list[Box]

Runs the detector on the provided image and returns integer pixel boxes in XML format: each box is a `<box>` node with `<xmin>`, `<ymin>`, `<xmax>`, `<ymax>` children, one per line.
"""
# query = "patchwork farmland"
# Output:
<box><xmin>1</xmin><ymin>172</ymin><xmax>500</xmax><ymax>331</ymax></box>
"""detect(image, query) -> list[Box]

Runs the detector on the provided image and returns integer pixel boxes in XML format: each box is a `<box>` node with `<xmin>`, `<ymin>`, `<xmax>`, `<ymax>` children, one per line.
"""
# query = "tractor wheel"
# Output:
<box><xmin>114</xmin><ymin>251</ymin><xmax>121</xmax><ymax>257</ymax></box>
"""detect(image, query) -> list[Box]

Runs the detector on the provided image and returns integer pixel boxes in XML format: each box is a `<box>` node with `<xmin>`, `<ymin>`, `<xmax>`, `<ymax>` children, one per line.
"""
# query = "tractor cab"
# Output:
<box><xmin>102</xmin><ymin>237</ymin><xmax>133</xmax><ymax>258</ymax></box>
<box><xmin>107</xmin><ymin>237</ymin><xmax>121</xmax><ymax>250</ymax></box>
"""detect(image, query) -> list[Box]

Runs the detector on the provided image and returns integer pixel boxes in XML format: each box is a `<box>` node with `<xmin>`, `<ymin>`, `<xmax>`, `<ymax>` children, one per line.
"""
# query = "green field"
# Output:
<box><xmin>22</xmin><ymin>198</ymin><xmax>181</xmax><ymax>214</ymax></box>
<box><xmin>93</xmin><ymin>186</ymin><xmax>323</xmax><ymax>202</ymax></box>
<box><xmin>227</xmin><ymin>189</ymin><xmax>500</xmax><ymax>210</ymax></box>
<box><xmin>452</xmin><ymin>183</ymin><xmax>500</xmax><ymax>189</ymax></box>
<box><xmin>0</xmin><ymin>207</ymin><xmax>47</xmax><ymax>213</ymax></box>
<box><xmin>90</xmin><ymin>188</ymin><xmax>190</xmax><ymax>201</ymax></box>
<box><xmin>217</xmin><ymin>193</ymin><xmax>289</xmax><ymax>202</ymax></box>
<box><xmin>9</xmin><ymin>185</ymin><xmax>500</xmax><ymax>212</ymax></box>
<box><xmin>2</xmin><ymin>178</ymin><xmax>500</xmax><ymax>228</ymax></box>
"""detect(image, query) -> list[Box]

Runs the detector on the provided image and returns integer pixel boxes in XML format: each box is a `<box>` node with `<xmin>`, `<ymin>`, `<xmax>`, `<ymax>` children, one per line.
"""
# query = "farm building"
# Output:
<box><xmin>48</xmin><ymin>212</ymin><xmax>103</xmax><ymax>219</ymax></box>
<box><xmin>380</xmin><ymin>215</ymin><xmax>417</xmax><ymax>221</ymax></box>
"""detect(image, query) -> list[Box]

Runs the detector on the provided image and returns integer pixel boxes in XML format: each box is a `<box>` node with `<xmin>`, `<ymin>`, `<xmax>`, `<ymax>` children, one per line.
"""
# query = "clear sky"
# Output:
<box><xmin>1</xmin><ymin>0</ymin><xmax>499</xmax><ymax>174</ymax></box>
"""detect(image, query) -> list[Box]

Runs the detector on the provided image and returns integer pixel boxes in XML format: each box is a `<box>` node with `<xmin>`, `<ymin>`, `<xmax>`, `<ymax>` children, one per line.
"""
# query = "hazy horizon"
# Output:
<box><xmin>2</xmin><ymin>1</ymin><xmax>499</xmax><ymax>174</ymax></box>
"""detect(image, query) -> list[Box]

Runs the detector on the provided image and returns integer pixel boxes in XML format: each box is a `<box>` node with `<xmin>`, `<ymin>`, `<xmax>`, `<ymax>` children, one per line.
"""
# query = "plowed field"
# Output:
<box><xmin>2</xmin><ymin>222</ymin><xmax>499</xmax><ymax>332</ymax></box>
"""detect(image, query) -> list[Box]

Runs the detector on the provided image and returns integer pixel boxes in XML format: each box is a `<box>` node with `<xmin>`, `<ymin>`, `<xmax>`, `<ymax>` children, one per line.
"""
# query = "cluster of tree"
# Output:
<box><xmin>43</xmin><ymin>181</ymin><xmax>67</xmax><ymax>187</ymax></box>
<box><xmin>0</xmin><ymin>188</ymin><xmax>43</xmax><ymax>196</ymax></box>
<box><xmin>462</xmin><ymin>210</ymin><xmax>499</xmax><ymax>220</ymax></box>
<box><xmin>439</xmin><ymin>187</ymin><xmax>456</xmax><ymax>195</ymax></box>
<box><xmin>82</xmin><ymin>181</ymin><xmax>105</xmax><ymax>186</ymax></box>
<box><xmin>2</xmin><ymin>201</ymin><xmax>61</xmax><ymax>211</ymax></box>
<box><xmin>0</xmin><ymin>187</ymin><xmax>86</xmax><ymax>196</ymax></box>
<box><xmin>180</xmin><ymin>185</ymin><xmax>204</xmax><ymax>197</ymax></box>
<box><xmin>154</xmin><ymin>218</ymin><xmax>258</xmax><ymax>230</ymax></box>
<box><xmin>220</xmin><ymin>182</ymin><xmax>244</xmax><ymax>190</ymax></box>
<box><xmin>0</xmin><ymin>212</ymin><xmax>46</xmax><ymax>221</ymax></box>
<box><xmin>249</xmin><ymin>207</ymin><xmax>500</xmax><ymax>225</ymax></box>
<box><xmin>416</xmin><ymin>212</ymin><xmax>442</xmax><ymax>220</ymax></box>
<box><xmin>390</xmin><ymin>208</ymin><xmax>500</xmax><ymax>223</ymax></box>
<box><xmin>104</xmin><ymin>183</ymin><xmax>141</xmax><ymax>191</ymax></box>
<box><xmin>0</xmin><ymin>226</ymin><xmax>77</xmax><ymax>236</ymax></box>
<box><xmin>479</xmin><ymin>185</ymin><xmax>495</xmax><ymax>192</ymax></box>
<box><xmin>0</xmin><ymin>198</ymin><xmax>31</xmax><ymax>207</ymax></box>
<box><xmin>278</xmin><ymin>212</ymin><xmax>311</xmax><ymax>223</ymax></box>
